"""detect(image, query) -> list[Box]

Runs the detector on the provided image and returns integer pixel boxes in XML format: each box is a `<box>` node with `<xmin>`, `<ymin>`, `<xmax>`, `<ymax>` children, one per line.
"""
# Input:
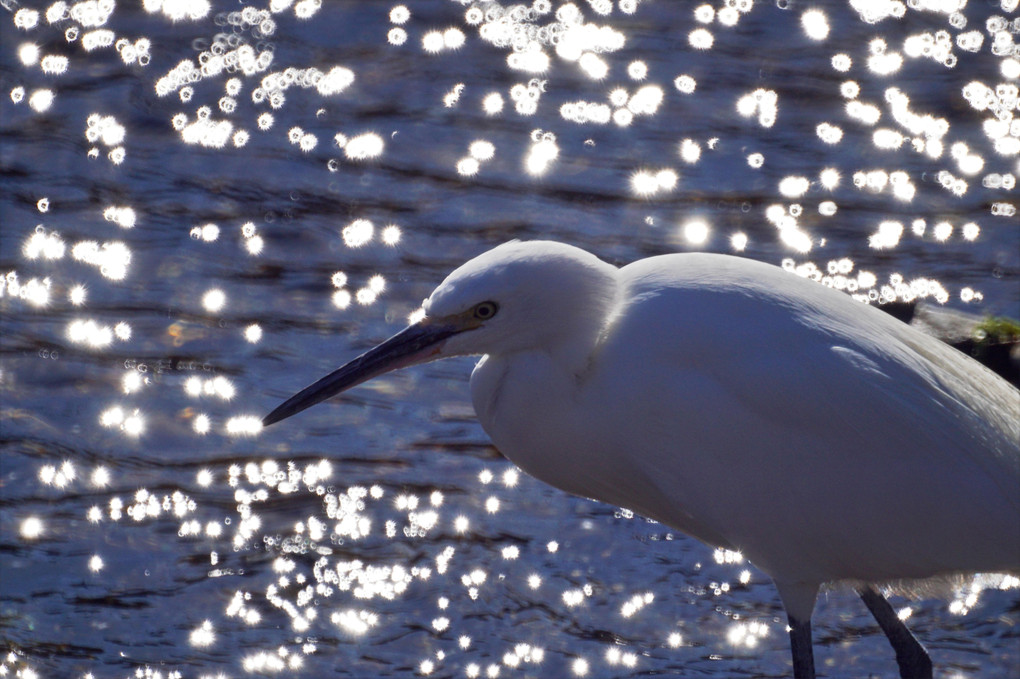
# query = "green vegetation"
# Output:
<box><xmin>974</xmin><ymin>316</ymin><xmax>1020</xmax><ymax>344</ymax></box>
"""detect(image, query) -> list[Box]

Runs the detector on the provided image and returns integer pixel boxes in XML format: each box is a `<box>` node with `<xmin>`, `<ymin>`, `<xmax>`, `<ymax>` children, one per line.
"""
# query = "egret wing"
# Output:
<box><xmin>590</xmin><ymin>254</ymin><xmax>1020</xmax><ymax>583</ymax></box>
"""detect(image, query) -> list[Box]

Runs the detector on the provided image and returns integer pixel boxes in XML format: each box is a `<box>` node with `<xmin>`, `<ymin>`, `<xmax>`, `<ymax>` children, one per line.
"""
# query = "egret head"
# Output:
<box><xmin>425</xmin><ymin>240</ymin><xmax>618</xmax><ymax>357</ymax></box>
<box><xmin>262</xmin><ymin>241</ymin><xmax>617</xmax><ymax>426</ymax></box>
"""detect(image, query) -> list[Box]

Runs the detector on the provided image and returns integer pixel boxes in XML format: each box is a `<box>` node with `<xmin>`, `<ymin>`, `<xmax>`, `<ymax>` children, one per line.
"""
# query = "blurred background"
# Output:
<box><xmin>1</xmin><ymin>0</ymin><xmax>1018</xmax><ymax>677</ymax></box>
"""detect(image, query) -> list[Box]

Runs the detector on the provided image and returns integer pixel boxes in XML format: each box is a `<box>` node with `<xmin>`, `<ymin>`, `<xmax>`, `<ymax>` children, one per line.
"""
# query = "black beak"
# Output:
<box><xmin>262</xmin><ymin>321</ymin><xmax>462</xmax><ymax>426</ymax></box>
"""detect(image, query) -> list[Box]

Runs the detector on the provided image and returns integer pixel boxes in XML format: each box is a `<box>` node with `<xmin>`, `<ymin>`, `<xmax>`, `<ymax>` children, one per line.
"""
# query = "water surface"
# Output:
<box><xmin>2</xmin><ymin>1</ymin><xmax>1019</xmax><ymax>677</ymax></box>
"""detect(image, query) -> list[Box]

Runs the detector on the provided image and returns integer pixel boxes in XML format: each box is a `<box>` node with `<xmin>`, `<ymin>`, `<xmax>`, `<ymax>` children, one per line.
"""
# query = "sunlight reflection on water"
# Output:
<box><xmin>1</xmin><ymin>0</ymin><xmax>1019</xmax><ymax>678</ymax></box>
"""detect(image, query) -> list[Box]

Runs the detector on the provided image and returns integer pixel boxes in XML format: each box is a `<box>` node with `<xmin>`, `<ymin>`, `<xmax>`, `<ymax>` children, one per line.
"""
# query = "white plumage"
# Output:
<box><xmin>265</xmin><ymin>240</ymin><xmax>1020</xmax><ymax>678</ymax></box>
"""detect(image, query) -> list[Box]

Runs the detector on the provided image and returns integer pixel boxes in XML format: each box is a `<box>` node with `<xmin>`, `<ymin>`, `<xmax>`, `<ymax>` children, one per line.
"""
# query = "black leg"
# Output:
<box><xmin>859</xmin><ymin>586</ymin><xmax>933</xmax><ymax>679</ymax></box>
<box><xmin>788</xmin><ymin>613</ymin><xmax>816</xmax><ymax>679</ymax></box>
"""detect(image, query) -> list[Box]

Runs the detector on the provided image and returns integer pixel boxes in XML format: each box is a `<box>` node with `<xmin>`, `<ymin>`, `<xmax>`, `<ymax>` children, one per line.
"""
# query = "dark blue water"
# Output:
<box><xmin>2</xmin><ymin>1</ymin><xmax>1018</xmax><ymax>677</ymax></box>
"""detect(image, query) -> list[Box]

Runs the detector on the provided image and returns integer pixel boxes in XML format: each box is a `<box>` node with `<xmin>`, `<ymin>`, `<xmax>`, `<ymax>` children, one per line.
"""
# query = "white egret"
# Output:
<box><xmin>263</xmin><ymin>241</ymin><xmax>1020</xmax><ymax>679</ymax></box>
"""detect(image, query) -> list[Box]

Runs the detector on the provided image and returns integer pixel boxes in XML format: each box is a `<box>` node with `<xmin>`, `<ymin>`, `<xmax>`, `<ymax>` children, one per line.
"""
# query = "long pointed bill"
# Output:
<box><xmin>262</xmin><ymin>321</ymin><xmax>462</xmax><ymax>427</ymax></box>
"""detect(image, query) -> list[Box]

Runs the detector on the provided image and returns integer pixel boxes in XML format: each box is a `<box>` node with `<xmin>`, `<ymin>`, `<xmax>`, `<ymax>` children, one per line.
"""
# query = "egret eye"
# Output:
<box><xmin>472</xmin><ymin>301</ymin><xmax>498</xmax><ymax>320</ymax></box>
